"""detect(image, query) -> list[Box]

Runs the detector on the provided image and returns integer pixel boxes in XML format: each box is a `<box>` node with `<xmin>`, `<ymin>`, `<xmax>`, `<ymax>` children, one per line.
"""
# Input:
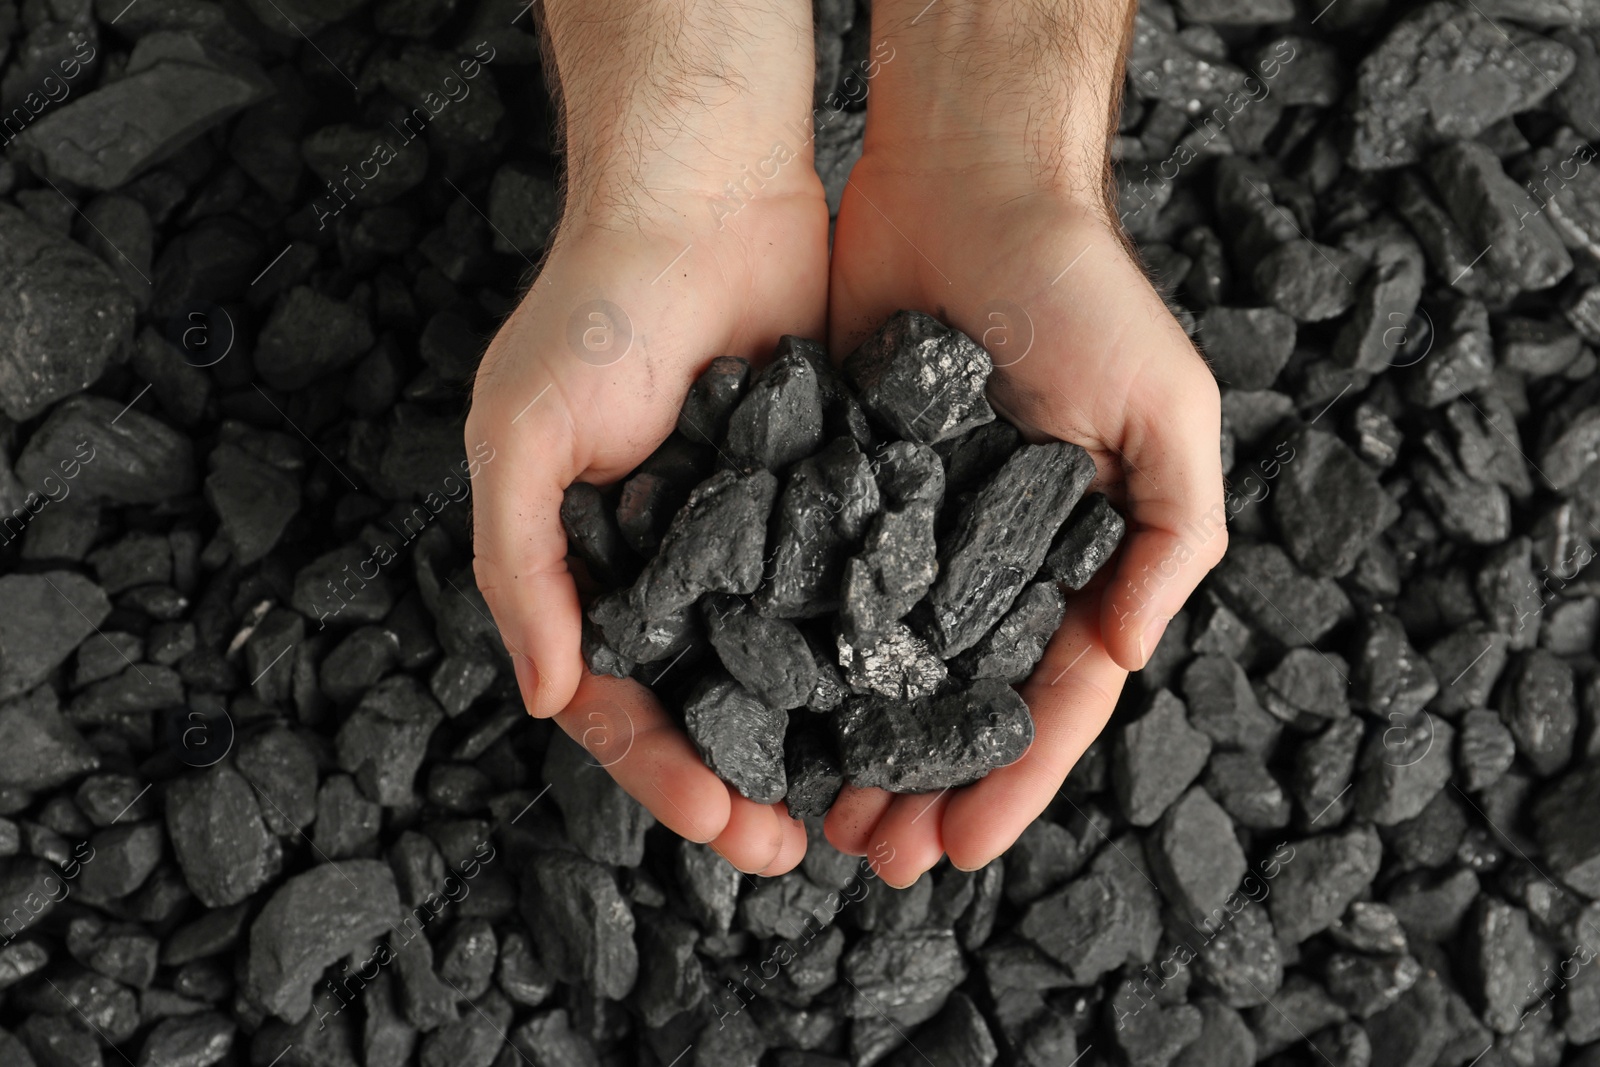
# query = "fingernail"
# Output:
<box><xmin>513</xmin><ymin>654</ymin><xmax>539</xmax><ymax>712</ymax></box>
<box><xmin>951</xmin><ymin>859</ymin><xmax>984</xmax><ymax>873</ymax></box>
<box><xmin>1139</xmin><ymin>616</ymin><xmax>1170</xmax><ymax>668</ymax></box>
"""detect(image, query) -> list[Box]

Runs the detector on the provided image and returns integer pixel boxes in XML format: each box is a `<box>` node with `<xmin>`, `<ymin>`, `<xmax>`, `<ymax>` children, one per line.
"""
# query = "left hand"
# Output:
<box><xmin>822</xmin><ymin>0</ymin><xmax>1227</xmax><ymax>885</ymax></box>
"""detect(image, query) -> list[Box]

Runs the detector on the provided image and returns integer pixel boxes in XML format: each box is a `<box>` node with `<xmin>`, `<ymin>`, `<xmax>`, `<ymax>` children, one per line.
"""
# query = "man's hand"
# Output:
<box><xmin>466</xmin><ymin>0</ymin><xmax>829</xmax><ymax>875</ymax></box>
<box><xmin>823</xmin><ymin>0</ymin><xmax>1227</xmax><ymax>885</ymax></box>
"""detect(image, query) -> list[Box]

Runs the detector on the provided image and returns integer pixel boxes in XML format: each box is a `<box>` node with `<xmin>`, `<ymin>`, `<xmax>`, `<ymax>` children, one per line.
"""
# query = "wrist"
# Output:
<box><xmin>861</xmin><ymin>0</ymin><xmax>1131</xmax><ymax>212</ymax></box>
<box><xmin>544</xmin><ymin>0</ymin><xmax>823</xmax><ymax>232</ymax></box>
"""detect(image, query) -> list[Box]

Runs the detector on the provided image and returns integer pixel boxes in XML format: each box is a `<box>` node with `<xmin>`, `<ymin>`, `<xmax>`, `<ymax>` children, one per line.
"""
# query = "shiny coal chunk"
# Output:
<box><xmin>1292</xmin><ymin>718</ymin><xmax>1363</xmax><ymax>828</ymax></box>
<box><xmin>840</xmin><ymin>441</ymin><xmax>944</xmax><ymax>638</ymax></box>
<box><xmin>756</xmin><ymin>436</ymin><xmax>880</xmax><ymax>618</ymax></box>
<box><xmin>723</xmin><ymin>347</ymin><xmax>825</xmax><ymax>471</ymax></box>
<box><xmin>17</xmin><ymin>394</ymin><xmax>197</xmax><ymax>505</ymax></box>
<box><xmin>921</xmin><ymin>442</ymin><xmax>1094</xmax><ymax>657</ymax></box>
<box><xmin>833</xmin><ymin>679</ymin><xmax>1033</xmax><ymax>793</ymax></box>
<box><xmin>1331</xmin><ymin>223</ymin><xmax>1426</xmax><ymax>374</ymax></box>
<box><xmin>1352</xmin><ymin>614</ymin><xmax>1437</xmax><ymax>719</ymax></box>
<box><xmin>837</xmin><ymin>620</ymin><xmax>947</xmax><ymax>700</ymax></box>
<box><xmin>628</xmin><ymin>469</ymin><xmax>777</xmax><ymax>617</ymax></box>
<box><xmin>677</xmin><ymin>356</ymin><xmax>751</xmax><ymax>445</ymax></box>
<box><xmin>14</xmin><ymin>49</ymin><xmax>273</xmax><ymax>192</ymax></box>
<box><xmin>588</xmin><ymin>590</ymin><xmax>696</xmax><ymax>665</ymax></box>
<box><xmin>560</xmin><ymin>483</ymin><xmax>634</xmax><ymax>587</ymax></box>
<box><xmin>784</xmin><ymin>729</ymin><xmax>843</xmax><ymax>819</ymax></box>
<box><xmin>703</xmin><ymin>595</ymin><xmax>817</xmax><ymax>710</ymax></box>
<box><xmin>1194</xmin><ymin>903</ymin><xmax>1284</xmax><ymax>1011</ymax></box>
<box><xmin>783</xmin><ymin>335</ymin><xmax>873</xmax><ymax>446</ymax></box>
<box><xmin>1464</xmin><ymin>897</ymin><xmax>1539</xmax><ymax>1034</ymax></box>
<box><xmin>1253</xmin><ymin>240</ymin><xmax>1363</xmax><ymax>322</ymax></box>
<box><xmin>842</xmin><ymin>310</ymin><xmax>995</xmax><ymax>445</ymax></box>
<box><xmin>634</xmin><ymin>909</ymin><xmax>705</xmax><ymax>1028</ymax></box>
<box><xmin>1043</xmin><ymin>494</ymin><xmax>1126</xmax><ymax>591</ymax></box>
<box><xmin>0</xmin><ymin>681</ymin><xmax>100</xmax><ymax>790</ymax></box>
<box><xmin>682</xmin><ymin>671</ymin><xmax>788</xmax><ymax>803</ymax></box>
<box><xmin>1459</xmin><ymin>709</ymin><xmax>1516</xmax><ymax>792</ymax></box>
<box><xmin>952</xmin><ymin>581</ymin><xmax>1065</xmax><ymax>683</ymax></box>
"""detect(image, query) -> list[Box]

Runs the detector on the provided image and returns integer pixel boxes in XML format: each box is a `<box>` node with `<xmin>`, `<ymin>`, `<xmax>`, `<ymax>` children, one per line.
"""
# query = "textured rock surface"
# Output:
<box><xmin>628</xmin><ymin>469</ymin><xmax>778</xmax><ymax>617</ymax></box>
<box><xmin>834</xmin><ymin>680</ymin><xmax>1034</xmax><ymax>792</ymax></box>
<box><xmin>0</xmin><ymin>206</ymin><xmax>136</xmax><ymax>421</ymax></box>
<box><xmin>704</xmin><ymin>596</ymin><xmax>817</xmax><ymax>710</ymax></box>
<box><xmin>1043</xmin><ymin>494</ymin><xmax>1126</xmax><ymax>591</ymax></box>
<box><xmin>682</xmin><ymin>672</ymin><xmax>788</xmax><ymax>803</ymax></box>
<box><xmin>724</xmin><ymin>347</ymin><xmax>825</xmax><ymax>471</ymax></box>
<box><xmin>243</xmin><ymin>861</ymin><xmax>400</xmax><ymax>1022</ymax></box>
<box><xmin>1</xmin><ymin>11</ymin><xmax>1594</xmax><ymax>1067</ymax></box>
<box><xmin>756</xmin><ymin>436</ymin><xmax>879</xmax><ymax>618</ymax></box>
<box><xmin>921</xmin><ymin>442</ymin><xmax>1095</xmax><ymax>656</ymax></box>
<box><xmin>843</xmin><ymin>310</ymin><xmax>996</xmax><ymax>445</ymax></box>
<box><xmin>14</xmin><ymin>45</ymin><xmax>273</xmax><ymax>190</ymax></box>
<box><xmin>520</xmin><ymin>851</ymin><xmax>638</xmax><ymax>1000</ymax></box>
<box><xmin>1348</xmin><ymin>3</ymin><xmax>1576</xmax><ymax>170</ymax></box>
<box><xmin>840</xmin><ymin>441</ymin><xmax>944</xmax><ymax>638</ymax></box>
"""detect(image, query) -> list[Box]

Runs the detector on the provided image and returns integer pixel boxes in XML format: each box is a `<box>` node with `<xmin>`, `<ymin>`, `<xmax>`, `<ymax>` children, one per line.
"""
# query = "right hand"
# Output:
<box><xmin>464</xmin><ymin>4</ymin><xmax>832</xmax><ymax>870</ymax></box>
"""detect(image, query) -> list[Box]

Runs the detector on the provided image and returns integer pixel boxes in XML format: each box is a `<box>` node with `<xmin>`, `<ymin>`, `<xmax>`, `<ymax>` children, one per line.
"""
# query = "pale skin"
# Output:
<box><xmin>466</xmin><ymin>0</ymin><xmax>1226</xmax><ymax>883</ymax></box>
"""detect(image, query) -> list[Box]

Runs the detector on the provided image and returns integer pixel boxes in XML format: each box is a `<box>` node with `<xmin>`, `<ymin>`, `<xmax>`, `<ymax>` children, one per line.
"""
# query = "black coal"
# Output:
<box><xmin>2</xmin><ymin>1</ymin><xmax>1600</xmax><ymax>1066</ymax></box>
<box><xmin>571</xmin><ymin>311</ymin><xmax>1118</xmax><ymax>808</ymax></box>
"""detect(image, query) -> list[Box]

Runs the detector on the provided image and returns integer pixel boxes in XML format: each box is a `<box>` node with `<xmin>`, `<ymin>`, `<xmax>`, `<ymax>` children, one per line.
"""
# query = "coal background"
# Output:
<box><xmin>2</xmin><ymin>0</ymin><xmax>1600</xmax><ymax>1065</ymax></box>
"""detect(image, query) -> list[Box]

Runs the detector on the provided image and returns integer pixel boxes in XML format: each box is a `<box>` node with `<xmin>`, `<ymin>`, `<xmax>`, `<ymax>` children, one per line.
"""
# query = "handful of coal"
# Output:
<box><xmin>563</xmin><ymin>311</ymin><xmax>1126</xmax><ymax>815</ymax></box>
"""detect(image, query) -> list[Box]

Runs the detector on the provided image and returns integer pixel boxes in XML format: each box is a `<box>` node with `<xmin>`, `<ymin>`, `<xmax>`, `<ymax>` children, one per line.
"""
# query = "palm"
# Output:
<box><xmin>468</xmin><ymin>196</ymin><xmax>830</xmax><ymax>874</ymax></box>
<box><xmin>822</xmin><ymin>153</ymin><xmax>1224</xmax><ymax>880</ymax></box>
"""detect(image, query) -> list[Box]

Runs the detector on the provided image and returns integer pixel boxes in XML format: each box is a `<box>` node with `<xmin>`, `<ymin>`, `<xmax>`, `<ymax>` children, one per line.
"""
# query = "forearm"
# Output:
<box><xmin>863</xmin><ymin>0</ymin><xmax>1134</xmax><ymax>206</ymax></box>
<box><xmin>541</xmin><ymin>0</ymin><xmax>819</xmax><ymax>226</ymax></box>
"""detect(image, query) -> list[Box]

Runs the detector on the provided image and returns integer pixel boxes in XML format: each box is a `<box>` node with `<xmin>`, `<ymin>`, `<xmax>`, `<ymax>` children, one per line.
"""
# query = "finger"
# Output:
<box><xmin>868</xmin><ymin>789</ymin><xmax>951</xmax><ymax>889</ymax></box>
<box><xmin>555</xmin><ymin>672</ymin><xmax>730</xmax><ymax>844</ymax></box>
<box><xmin>824</xmin><ymin>784</ymin><xmax>895</xmax><ymax>855</ymax></box>
<box><xmin>469</xmin><ymin>377</ymin><xmax>586</xmax><ymax>718</ymax></box>
<box><xmin>713</xmin><ymin>794</ymin><xmax>789</xmax><ymax>874</ymax></box>
<box><xmin>758</xmin><ymin>810</ymin><xmax>810</xmax><ymax>876</ymax></box>
<box><xmin>1098</xmin><ymin>328</ymin><xmax>1227</xmax><ymax>671</ymax></box>
<box><xmin>942</xmin><ymin>594</ymin><xmax>1128</xmax><ymax>871</ymax></box>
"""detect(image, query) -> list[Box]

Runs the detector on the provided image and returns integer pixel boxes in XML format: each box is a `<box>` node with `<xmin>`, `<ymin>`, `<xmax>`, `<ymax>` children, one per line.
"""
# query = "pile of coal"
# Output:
<box><xmin>4</xmin><ymin>0</ymin><xmax>1600</xmax><ymax>1065</ymax></box>
<box><xmin>566</xmin><ymin>314</ymin><xmax>1125</xmax><ymax>812</ymax></box>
